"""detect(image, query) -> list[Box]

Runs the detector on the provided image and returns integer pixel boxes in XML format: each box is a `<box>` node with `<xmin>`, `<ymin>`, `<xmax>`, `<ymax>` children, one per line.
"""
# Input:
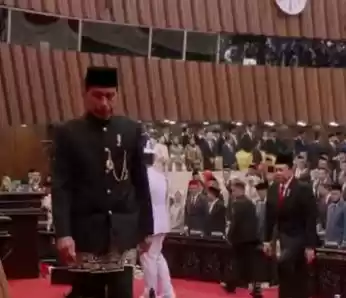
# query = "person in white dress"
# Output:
<box><xmin>170</xmin><ymin>190</ymin><xmax>185</xmax><ymax>232</ymax></box>
<box><xmin>140</xmin><ymin>147</ymin><xmax>175</xmax><ymax>298</ymax></box>
<box><xmin>153</xmin><ymin>136</ymin><xmax>170</xmax><ymax>172</ymax></box>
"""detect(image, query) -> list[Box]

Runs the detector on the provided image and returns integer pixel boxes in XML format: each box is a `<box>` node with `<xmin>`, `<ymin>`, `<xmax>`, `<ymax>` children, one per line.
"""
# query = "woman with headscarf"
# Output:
<box><xmin>169</xmin><ymin>190</ymin><xmax>185</xmax><ymax>232</ymax></box>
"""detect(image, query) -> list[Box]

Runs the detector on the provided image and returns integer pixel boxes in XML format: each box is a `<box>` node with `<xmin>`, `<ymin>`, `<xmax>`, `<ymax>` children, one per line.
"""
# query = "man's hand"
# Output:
<box><xmin>56</xmin><ymin>236</ymin><xmax>76</xmax><ymax>265</ymax></box>
<box><xmin>305</xmin><ymin>248</ymin><xmax>315</xmax><ymax>264</ymax></box>
<box><xmin>262</xmin><ymin>242</ymin><xmax>272</xmax><ymax>256</ymax></box>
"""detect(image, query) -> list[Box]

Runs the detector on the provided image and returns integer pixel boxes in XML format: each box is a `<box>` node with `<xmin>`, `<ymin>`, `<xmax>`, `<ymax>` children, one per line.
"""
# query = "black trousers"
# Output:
<box><xmin>69</xmin><ymin>267</ymin><xmax>133</xmax><ymax>298</ymax></box>
<box><xmin>228</xmin><ymin>242</ymin><xmax>262</xmax><ymax>291</ymax></box>
<box><xmin>278</xmin><ymin>235</ymin><xmax>309</xmax><ymax>298</ymax></box>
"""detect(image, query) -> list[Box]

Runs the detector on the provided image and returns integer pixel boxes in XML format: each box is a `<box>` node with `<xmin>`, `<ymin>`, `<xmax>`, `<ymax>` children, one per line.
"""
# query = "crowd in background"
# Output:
<box><xmin>222</xmin><ymin>35</ymin><xmax>346</xmax><ymax>68</ymax></box>
<box><xmin>140</xmin><ymin>123</ymin><xmax>346</xmax><ymax>250</ymax></box>
<box><xmin>142</xmin><ymin>123</ymin><xmax>345</xmax><ymax>172</ymax></box>
<box><xmin>2</xmin><ymin>123</ymin><xmax>346</xmax><ymax>249</ymax></box>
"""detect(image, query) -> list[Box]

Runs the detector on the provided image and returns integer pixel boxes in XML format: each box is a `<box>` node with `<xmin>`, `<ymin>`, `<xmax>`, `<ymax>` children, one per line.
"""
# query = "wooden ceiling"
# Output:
<box><xmin>0</xmin><ymin>0</ymin><xmax>345</xmax><ymax>39</ymax></box>
<box><xmin>0</xmin><ymin>43</ymin><xmax>346</xmax><ymax>126</ymax></box>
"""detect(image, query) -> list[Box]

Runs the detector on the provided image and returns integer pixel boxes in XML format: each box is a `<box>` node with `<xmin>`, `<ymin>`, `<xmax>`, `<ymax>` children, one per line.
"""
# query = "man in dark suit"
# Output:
<box><xmin>294</xmin><ymin>130</ymin><xmax>307</xmax><ymax>155</ymax></box>
<box><xmin>226</xmin><ymin>180</ymin><xmax>262</xmax><ymax>298</ymax></box>
<box><xmin>52</xmin><ymin>67</ymin><xmax>153</xmax><ymax>298</ymax></box>
<box><xmin>199</xmin><ymin>131</ymin><xmax>217</xmax><ymax>170</ymax></box>
<box><xmin>221</xmin><ymin>136</ymin><xmax>236</xmax><ymax>169</ymax></box>
<box><xmin>264</xmin><ymin>152</ymin><xmax>317</xmax><ymax>298</ymax></box>
<box><xmin>184</xmin><ymin>180</ymin><xmax>208</xmax><ymax>234</ymax></box>
<box><xmin>240</xmin><ymin>124</ymin><xmax>257</xmax><ymax>151</ymax></box>
<box><xmin>204</xmin><ymin>182</ymin><xmax>226</xmax><ymax>237</ymax></box>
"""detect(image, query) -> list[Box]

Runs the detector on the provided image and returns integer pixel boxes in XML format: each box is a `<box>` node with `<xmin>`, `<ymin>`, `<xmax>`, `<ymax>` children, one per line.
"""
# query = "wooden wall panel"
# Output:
<box><xmin>332</xmin><ymin>70</ymin><xmax>346</xmax><ymax>124</ymax></box>
<box><xmin>1</xmin><ymin>0</ymin><xmax>345</xmax><ymax>39</ymax></box>
<box><xmin>214</xmin><ymin>64</ymin><xmax>231</xmax><ymax>121</ymax></box>
<box><xmin>0</xmin><ymin>125</ymin><xmax>49</xmax><ymax>179</ymax></box>
<box><xmin>1</xmin><ymin>43</ymin><xmax>346</xmax><ymax>126</ymax></box>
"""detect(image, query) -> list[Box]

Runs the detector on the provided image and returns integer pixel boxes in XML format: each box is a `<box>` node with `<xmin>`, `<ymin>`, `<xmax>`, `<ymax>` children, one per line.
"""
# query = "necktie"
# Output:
<box><xmin>278</xmin><ymin>184</ymin><xmax>285</xmax><ymax>206</ymax></box>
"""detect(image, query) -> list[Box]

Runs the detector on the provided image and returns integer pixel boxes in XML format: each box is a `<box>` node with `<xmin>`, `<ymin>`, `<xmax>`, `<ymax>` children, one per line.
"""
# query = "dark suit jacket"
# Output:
<box><xmin>228</xmin><ymin>195</ymin><xmax>259</xmax><ymax>245</ymax></box>
<box><xmin>204</xmin><ymin>199</ymin><xmax>226</xmax><ymax>236</ymax></box>
<box><xmin>51</xmin><ymin>114</ymin><xmax>153</xmax><ymax>253</ymax></box>
<box><xmin>221</xmin><ymin>143</ymin><xmax>236</xmax><ymax>168</ymax></box>
<box><xmin>240</xmin><ymin>133</ymin><xmax>256</xmax><ymax>151</ymax></box>
<box><xmin>265</xmin><ymin>178</ymin><xmax>317</xmax><ymax>249</ymax></box>
<box><xmin>184</xmin><ymin>193</ymin><xmax>208</xmax><ymax>232</ymax></box>
<box><xmin>294</xmin><ymin>138</ymin><xmax>307</xmax><ymax>155</ymax></box>
<box><xmin>199</xmin><ymin>139</ymin><xmax>217</xmax><ymax>170</ymax></box>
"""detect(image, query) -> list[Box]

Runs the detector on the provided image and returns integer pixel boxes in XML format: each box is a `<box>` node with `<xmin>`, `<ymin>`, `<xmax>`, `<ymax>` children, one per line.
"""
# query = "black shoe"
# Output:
<box><xmin>223</xmin><ymin>282</ymin><xmax>236</xmax><ymax>293</ymax></box>
<box><xmin>251</xmin><ymin>285</ymin><xmax>263</xmax><ymax>298</ymax></box>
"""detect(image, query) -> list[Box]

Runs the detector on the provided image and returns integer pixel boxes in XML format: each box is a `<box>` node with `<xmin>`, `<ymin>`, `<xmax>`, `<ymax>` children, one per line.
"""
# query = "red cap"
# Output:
<box><xmin>202</xmin><ymin>170</ymin><xmax>214</xmax><ymax>182</ymax></box>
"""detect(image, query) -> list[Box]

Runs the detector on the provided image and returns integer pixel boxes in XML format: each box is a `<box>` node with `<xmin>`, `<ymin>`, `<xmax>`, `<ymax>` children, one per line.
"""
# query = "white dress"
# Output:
<box><xmin>147</xmin><ymin>166</ymin><xmax>170</xmax><ymax>235</ymax></box>
<box><xmin>153</xmin><ymin>143</ymin><xmax>169</xmax><ymax>172</ymax></box>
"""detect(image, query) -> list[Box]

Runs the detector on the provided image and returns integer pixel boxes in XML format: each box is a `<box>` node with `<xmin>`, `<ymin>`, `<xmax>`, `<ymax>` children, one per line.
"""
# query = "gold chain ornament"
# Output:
<box><xmin>105</xmin><ymin>148</ymin><xmax>128</xmax><ymax>182</ymax></box>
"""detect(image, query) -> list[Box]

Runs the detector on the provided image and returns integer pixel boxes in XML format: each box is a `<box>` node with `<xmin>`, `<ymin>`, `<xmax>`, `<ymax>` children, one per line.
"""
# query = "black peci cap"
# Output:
<box><xmin>275</xmin><ymin>151</ymin><xmax>294</xmax><ymax>168</ymax></box>
<box><xmin>85</xmin><ymin>67</ymin><xmax>118</xmax><ymax>89</ymax></box>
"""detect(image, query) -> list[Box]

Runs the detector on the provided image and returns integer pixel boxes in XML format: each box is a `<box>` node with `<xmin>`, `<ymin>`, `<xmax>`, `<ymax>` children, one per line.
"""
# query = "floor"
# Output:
<box><xmin>8</xmin><ymin>278</ymin><xmax>278</xmax><ymax>298</ymax></box>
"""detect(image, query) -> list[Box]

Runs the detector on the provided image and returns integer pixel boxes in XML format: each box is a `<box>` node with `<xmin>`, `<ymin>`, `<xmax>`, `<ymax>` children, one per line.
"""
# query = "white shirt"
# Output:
<box><xmin>280</xmin><ymin>176</ymin><xmax>294</xmax><ymax>197</ymax></box>
<box><xmin>208</xmin><ymin>199</ymin><xmax>218</xmax><ymax>213</ymax></box>
<box><xmin>147</xmin><ymin>166</ymin><xmax>171</xmax><ymax>235</ymax></box>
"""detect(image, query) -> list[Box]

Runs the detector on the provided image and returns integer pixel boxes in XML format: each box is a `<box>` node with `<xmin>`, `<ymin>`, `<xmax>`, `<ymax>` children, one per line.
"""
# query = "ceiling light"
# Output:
<box><xmin>264</xmin><ymin>121</ymin><xmax>275</xmax><ymax>127</ymax></box>
<box><xmin>297</xmin><ymin>121</ymin><xmax>307</xmax><ymax>127</ymax></box>
<box><xmin>329</xmin><ymin>121</ymin><xmax>339</xmax><ymax>127</ymax></box>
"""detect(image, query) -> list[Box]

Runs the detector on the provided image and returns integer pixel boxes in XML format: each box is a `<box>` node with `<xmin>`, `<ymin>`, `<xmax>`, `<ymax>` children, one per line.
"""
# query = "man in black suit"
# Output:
<box><xmin>52</xmin><ymin>67</ymin><xmax>153</xmax><ymax>298</ymax></box>
<box><xmin>204</xmin><ymin>182</ymin><xmax>226</xmax><ymax>237</ymax></box>
<box><xmin>199</xmin><ymin>131</ymin><xmax>217</xmax><ymax>170</ymax></box>
<box><xmin>184</xmin><ymin>180</ymin><xmax>208</xmax><ymax>234</ymax></box>
<box><xmin>221</xmin><ymin>136</ymin><xmax>236</xmax><ymax>169</ymax></box>
<box><xmin>226</xmin><ymin>180</ymin><xmax>262</xmax><ymax>298</ymax></box>
<box><xmin>264</xmin><ymin>152</ymin><xmax>317</xmax><ymax>298</ymax></box>
<box><xmin>294</xmin><ymin>130</ymin><xmax>307</xmax><ymax>155</ymax></box>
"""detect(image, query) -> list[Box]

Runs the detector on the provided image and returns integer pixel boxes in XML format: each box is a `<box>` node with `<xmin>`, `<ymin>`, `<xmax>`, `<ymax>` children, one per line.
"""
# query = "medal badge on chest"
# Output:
<box><xmin>116</xmin><ymin>134</ymin><xmax>121</xmax><ymax>147</ymax></box>
<box><xmin>105</xmin><ymin>148</ymin><xmax>114</xmax><ymax>171</ymax></box>
<box><xmin>105</xmin><ymin>134</ymin><xmax>128</xmax><ymax>182</ymax></box>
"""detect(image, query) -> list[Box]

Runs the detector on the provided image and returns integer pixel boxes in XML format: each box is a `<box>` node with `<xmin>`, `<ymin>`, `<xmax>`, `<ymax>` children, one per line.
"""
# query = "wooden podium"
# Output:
<box><xmin>0</xmin><ymin>192</ymin><xmax>43</xmax><ymax>279</ymax></box>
